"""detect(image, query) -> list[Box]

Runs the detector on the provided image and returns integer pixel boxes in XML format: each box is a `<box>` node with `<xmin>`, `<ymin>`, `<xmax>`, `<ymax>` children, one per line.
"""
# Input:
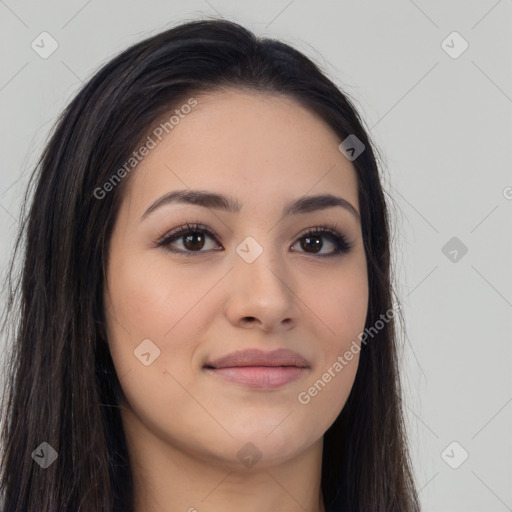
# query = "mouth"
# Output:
<box><xmin>204</xmin><ymin>366</ymin><xmax>308</xmax><ymax>388</ymax></box>
<box><xmin>203</xmin><ymin>348</ymin><xmax>310</xmax><ymax>389</ymax></box>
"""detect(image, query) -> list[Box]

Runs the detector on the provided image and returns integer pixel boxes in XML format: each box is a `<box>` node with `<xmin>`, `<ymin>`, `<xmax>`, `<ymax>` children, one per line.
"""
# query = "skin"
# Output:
<box><xmin>104</xmin><ymin>89</ymin><xmax>369</xmax><ymax>512</ymax></box>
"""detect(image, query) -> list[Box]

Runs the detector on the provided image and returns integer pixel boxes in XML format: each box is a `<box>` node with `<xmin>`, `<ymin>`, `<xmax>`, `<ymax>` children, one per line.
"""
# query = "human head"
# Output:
<box><xmin>0</xmin><ymin>18</ymin><xmax>419</xmax><ymax>512</ymax></box>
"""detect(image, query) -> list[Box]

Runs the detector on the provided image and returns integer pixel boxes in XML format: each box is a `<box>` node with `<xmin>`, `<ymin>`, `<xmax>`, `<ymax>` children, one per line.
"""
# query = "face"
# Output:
<box><xmin>104</xmin><ymin>89</ymin><xmax>368</xmax><ymax>471</ymax></box>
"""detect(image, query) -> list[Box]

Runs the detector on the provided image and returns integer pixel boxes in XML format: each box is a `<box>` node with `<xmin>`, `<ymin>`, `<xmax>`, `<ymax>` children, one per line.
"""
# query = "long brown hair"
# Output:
<box><xmin>0</xmin><ymin>17</ymin><xmax>420</xmax><ymax>511</ymax></box>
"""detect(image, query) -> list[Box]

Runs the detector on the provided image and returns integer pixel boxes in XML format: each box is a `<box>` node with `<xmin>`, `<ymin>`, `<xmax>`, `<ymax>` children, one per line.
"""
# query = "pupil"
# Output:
<box><xmin>303</xmin><ymin>236</ymin><xmax>321</xmax><ymax>252</ymax></box>
<box><xmin>184</xmin><ymin>233</ymin><xmax>204</xmax><ymax>250</ymax></box>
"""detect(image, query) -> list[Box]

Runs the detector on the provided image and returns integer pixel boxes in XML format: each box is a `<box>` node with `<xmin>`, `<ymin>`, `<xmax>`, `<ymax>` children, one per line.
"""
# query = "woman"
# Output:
<box><xmin>0</xmin><ymin>18</ymin><xmax>420</xmax><ymax>512</ymax></box>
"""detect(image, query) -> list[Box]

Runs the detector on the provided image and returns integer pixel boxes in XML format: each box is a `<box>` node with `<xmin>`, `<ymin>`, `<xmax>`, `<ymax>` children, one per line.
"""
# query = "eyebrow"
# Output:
<box><xmin>140</xmin><ymin>189</ymin><xmax>360</xmax><ymax>223</ymax></box>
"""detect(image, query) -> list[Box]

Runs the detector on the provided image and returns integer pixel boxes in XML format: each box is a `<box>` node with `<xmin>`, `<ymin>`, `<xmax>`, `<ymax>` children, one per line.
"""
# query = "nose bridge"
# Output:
<box><xmin>225</xmin><ymin>230</ymin><xmax>299</xmax><ymax>329</ymax></box>
<box><xmin>235</xmin><ymin>231</ymin><xmax>287</xmax><ymax>290</ymax></box>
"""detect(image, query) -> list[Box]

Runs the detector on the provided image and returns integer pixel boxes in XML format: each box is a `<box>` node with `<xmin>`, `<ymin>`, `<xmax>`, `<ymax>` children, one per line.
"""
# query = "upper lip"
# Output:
<box><xmin>204</xmin><ymin>348</ymin><xmax>310</xmax><ymax>369</ymax></box>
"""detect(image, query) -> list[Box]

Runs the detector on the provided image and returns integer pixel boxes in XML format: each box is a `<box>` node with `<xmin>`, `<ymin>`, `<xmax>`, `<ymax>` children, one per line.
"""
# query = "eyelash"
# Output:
<box><xmin>155</xmin><ymin>222</ymin><xmax>354</xmax><ymax>258</ymax></box>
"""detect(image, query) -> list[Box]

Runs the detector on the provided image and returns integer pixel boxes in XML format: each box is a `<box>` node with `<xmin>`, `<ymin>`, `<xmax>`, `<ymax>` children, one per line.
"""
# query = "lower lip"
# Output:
<box><xmin>205</xmin><ymin>366</ymin><xmax>307</xmax><ymax>388</ymax></box>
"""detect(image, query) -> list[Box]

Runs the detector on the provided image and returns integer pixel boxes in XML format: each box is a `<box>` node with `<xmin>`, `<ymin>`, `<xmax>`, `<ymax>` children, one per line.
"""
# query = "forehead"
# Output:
<box><xmin>123</xmin><ymin>89</ymin><xmax>359</xmax><ymax>217</ymax></box>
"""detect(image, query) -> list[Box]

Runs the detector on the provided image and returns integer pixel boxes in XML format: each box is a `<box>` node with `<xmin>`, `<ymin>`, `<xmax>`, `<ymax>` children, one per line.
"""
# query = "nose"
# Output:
<box><xmin>224</xmin><ymin>245</ymin><xmax>301</xmax><ymax>332</ymax></box>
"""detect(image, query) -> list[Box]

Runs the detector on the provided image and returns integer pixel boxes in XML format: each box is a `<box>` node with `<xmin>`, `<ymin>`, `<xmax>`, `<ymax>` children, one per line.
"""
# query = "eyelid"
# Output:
<box><xmin>156</xmin><ymin>222</ymin><xmax>218</xmax><ymax>245</ymax></box>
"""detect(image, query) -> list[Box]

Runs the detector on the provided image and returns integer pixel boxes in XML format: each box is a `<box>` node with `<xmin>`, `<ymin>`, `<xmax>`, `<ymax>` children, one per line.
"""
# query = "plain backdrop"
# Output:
<box><xmin>0</xmin><ymin>1</ymin><xmax>511</xmax><ymax>511</ymax></box>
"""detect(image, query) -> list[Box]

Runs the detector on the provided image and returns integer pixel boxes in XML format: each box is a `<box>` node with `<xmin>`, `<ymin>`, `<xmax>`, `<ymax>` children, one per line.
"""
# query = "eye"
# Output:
<box><xmin>156</xmin><ymin>222</ymin><xmax>220</xmax><ymax>255</ymax></box>
<box><xmin>291</xmin><ymin>225</ymin><xmax>353</xmax><ymax>257</ymax></box>
<box><xmin>156</xmin><ymin>222</ymin><xmax>353</xmax><ymax>258</ymax></box>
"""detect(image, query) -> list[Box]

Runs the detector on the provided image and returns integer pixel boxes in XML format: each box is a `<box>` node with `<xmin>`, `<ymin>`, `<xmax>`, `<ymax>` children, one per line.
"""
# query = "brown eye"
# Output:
<box><xmin>181</xmin><ymin>232</ymin><xmax>206</xmax><ymax>251</ymax></box>
<box><xmin>157</xmin><ymin>222</ymin><xmax>221</xmax><ymax>256</ymax></box>
<box><xmin>299</xmin><ymin>235</ymin><xmax>324</xmax><ymax>253</ymax></box>
<box><xmin>291</xmin><ymin>227</ymin><xmax>353</xmax><ymax>257</ymax></box>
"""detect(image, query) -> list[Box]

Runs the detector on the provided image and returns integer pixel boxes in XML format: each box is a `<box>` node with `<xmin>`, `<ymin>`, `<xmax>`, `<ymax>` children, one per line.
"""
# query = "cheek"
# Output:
<box><xmin>104</xmin><ymin>256</ymin><xmax>207</xmax><ymax>399</ymax></box>
<box><xmin>297</xmin><ymin>263</ymin><xmax>367</xmax><ymax>416</ymax></box>
<box><xmin>307</xmin><ymin>261</ymin><xmax>368</xmax><ymax>346</ymax></box>
<box><xmin>105</xmin><ymin>252</ymin><xmax>211</xmax><ymax>342</ymax></box>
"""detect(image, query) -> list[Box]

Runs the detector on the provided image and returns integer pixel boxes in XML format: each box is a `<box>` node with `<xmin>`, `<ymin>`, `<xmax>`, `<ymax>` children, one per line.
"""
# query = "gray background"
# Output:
<box><xmin>1</xmin><ymin>1</ymin><xmax>511</xmax><ymax>510</ymax></box>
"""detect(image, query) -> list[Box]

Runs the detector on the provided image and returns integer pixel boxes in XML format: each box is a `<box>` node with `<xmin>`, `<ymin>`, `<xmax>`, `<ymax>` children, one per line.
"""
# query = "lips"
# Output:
<box><xmin>204</xmin><ymin>348</ymin><xmax>310</xmax><ymax>369</ymax></box>
<box><xmin>203</xmin><ymin>348</ymin><xmax>310</xmax><ymax>389</ymax></box>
